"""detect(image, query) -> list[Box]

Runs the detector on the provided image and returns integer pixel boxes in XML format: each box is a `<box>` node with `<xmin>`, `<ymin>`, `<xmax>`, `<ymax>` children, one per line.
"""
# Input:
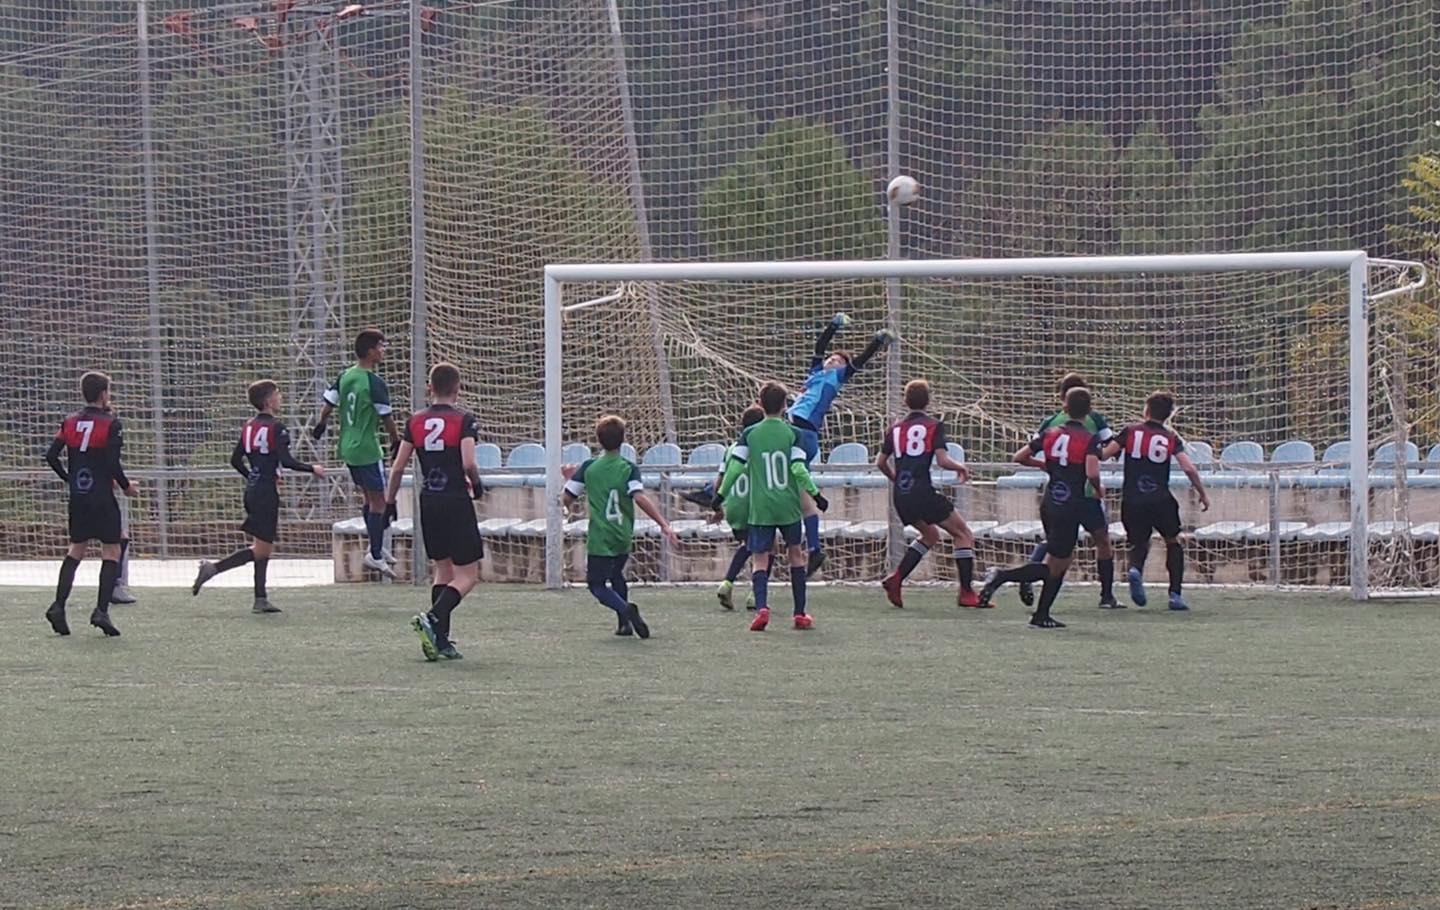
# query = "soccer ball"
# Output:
<box><xmin>886</xmin><ymin>174</ymin><xmax>921</xmax><ymax>205</ymax></box>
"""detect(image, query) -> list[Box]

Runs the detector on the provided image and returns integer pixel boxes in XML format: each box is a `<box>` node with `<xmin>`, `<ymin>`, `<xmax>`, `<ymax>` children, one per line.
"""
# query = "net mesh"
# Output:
<box><xmin>0</xmin><ymin>0</ymin><xmax>1436</xmax><ymax>593</ymax></box>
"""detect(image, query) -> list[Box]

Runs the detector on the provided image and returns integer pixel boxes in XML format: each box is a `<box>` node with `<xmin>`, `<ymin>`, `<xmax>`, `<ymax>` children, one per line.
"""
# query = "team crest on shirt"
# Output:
<box><xmin>75</xmin><ymin>468</ymin><xmax>94</xmax><ymax>493</ymax></box>
<box><xmin>896</xmin><ymin>471</ymin><xmax>915</xmax><ymax>494</ymax></box>
<box><xmin>1050</xmin><ymin>480</ymin><xmax>1072</xmax><ymax>503</ymax></box>
<box><xmin>426</xmin><ymin>468</ymin><xmax>449</xmax><ymax>493</ymax></box>
<box><xmin>1138</xmin><ymin>475</ymin><xmax>1159</xmax><ymax>494</ymax></box>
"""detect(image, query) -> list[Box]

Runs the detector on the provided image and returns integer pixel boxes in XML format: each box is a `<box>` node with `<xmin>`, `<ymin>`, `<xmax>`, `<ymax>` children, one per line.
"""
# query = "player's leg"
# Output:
<box><xmin>1017</xmin><ymin>540</ymin><xmax>1046</xmax><ymax>607</ymax></box>
<box><xmin>248</xmin><ymin>538</ymin><xmax>279</xmax><ymax>613</ymax></box>
<box><xmin>977</xmin><ymin>514</ymin><xmax>1050</xmax><ymax>609</ymax></box>
<box><xmin>796</xmin><ymin>427</ymin><xmax>825</xmax><ymax>574</ymax></box>
<box><xmin>608</xmin><ymin>553</ymin><xmax>648</xmax><ymax>640</ymax></box>
<box><xmin>1031</xmin><ymin>510</ymin><xmax>1079</xmax><ymax>629</ymax></box>
<box><xmin>785</xmin><ymin>523</ymin><xmax>811</xmax><ymax>628</ymax></box>
<box><xmin>1121</xmin><ymin>501</ymin><xmax>1153</xmax><ymax>607</ymax></box>
<box><xmin>717</xmin><ymin>530</ymin><xmax>750</xmax><ymax>610</ymax></box>
<box><xmin>111</xmin><ymin>498</ymin><xmax>136</xmax><ymax>604</ymax></box>
<box><xmin>90</xmin><ymin>536</ymin><xmax>123</xmax><ymax>637</ymax></box>
<box><xmin>1157</xmin><ymin>495</ymin><xmax>1188</xmax><ymax>611</ymax></box>
<box><xmin>352</xmin><ymin>464</ymin><xmax>394</xmax><ymax>577</ymax></box>
<box><xmin>938</xmin><ymin>509</ymin><xmax>980</xmax><ymax>607</ymax></box>
<box><xmin>748</xmin><ymin>527</ymin><xmax>775</xmax><ymax>631</ymax></box>
<box><xmin>1087</xmin><ymin>499</ymin><xmax>1117</xmax><ymax>608</ymax></box>
<box><xmin>47</xmin><ymin>538</ymin><xmax>86</xmax><ymax>636</ymax></box>
<box><xmin>586</xmin><ymin>554</ymin><xmax>630</xmax><ymax>623</ymax></box>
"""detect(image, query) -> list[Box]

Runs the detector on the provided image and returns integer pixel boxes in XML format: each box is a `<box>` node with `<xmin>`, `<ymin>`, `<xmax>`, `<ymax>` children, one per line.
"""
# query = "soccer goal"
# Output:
<box><xmin>543</xmin><ymin>252</ymin><xmax>1428</xmax><ymax>599</ymax></box>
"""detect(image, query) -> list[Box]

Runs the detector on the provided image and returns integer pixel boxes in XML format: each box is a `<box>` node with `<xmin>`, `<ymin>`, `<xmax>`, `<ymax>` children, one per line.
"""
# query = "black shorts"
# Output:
<box><xmin>420</xmin><ymin>495</ymin><xmax>483</xmax><ymax>566</ymax></box>
<box><xmin>1122</xmin><ymin>495</ymin><xmax>1182</xmax><ymax>543</ymax></box>
<box><xmin>1040</xmin><ymin>501</ymin><xmax>1086</xmax><ymax>560</ymax></box>
<box><xmin>69</xmin><ymin>495</ymin><xmax>122</xmax><ymax>545</ymax></box>
<box><xmin>241</xmin><ymin>483</ymin><xmax>281</xmax><ymax>544</ymax></box>
<box><xmin>895</xmin><ymin>491</ymin><xmax>953</xmax><ymax>527</ymax></box>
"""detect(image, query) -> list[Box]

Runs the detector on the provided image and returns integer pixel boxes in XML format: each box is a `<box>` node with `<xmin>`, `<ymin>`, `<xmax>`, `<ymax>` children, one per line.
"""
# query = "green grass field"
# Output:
<box><xmin>4</xmin><ymin>581</ymin><xmax>1440</xmax><ymax>910</ymax></box>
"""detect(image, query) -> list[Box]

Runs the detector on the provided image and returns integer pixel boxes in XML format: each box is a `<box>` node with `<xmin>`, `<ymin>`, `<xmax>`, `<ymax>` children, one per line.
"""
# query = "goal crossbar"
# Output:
<box><xmin>543</xmin><ymin>251</ymin><xmax>1406</xmax><ymax>597</ymax></box>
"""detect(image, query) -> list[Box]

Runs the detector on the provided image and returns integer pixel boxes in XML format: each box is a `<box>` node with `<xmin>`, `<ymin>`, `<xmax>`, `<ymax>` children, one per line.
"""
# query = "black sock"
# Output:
<box><xmin>431</xmin><ymin>584</ymin><xmax>445</xmax><ymax>606</ymax></box>
<box><xmin>215</xmin><ymin>548</ymin><xmax>254</xmax><ymax>573</ymax></box>
<box><xmin>1097</xmin><ymin>557</ymin><xmax>1114</xmax><ymax>598</ymax></box>
<box><xmin>955</xmin><ymin>547</ymin><xmax>975</xmax><ymax>590</ymax></box>
<box><xmin>117</xmin><ymin>538</ymin><xmax>130</xmax><ymax>580</ymax></box>
<box><xmin>254</xmin><ymin>558</ymin><xmax>269</xmax><ymax>598</ymax></box>
<box><xmin>1166</xmin><ymin>541</ymin><xmax>1184</xmax><ymax>595</ymax></box>
<box><xmin>896</xmin><ymin>541</ymin><xmax>929</xmax><ymax>581</ymax></box>
<box><xmin>1130</xmin><ymin>543</ymin><xmax>1148</xmax><ymax>575</ymax></box>
<box><xmin>724</xmin><ymin>546</ymin><xmax>751</xmax><ymax>583</ymax></box>
<box><xmin>1035</xmin><ymin>574</ymin><xmax>1064</xmax><ymax>619</ymax></box>
<box><xmin>994</xmin><ymin>562</ymin><xmax>1048</xmax><ymax>587</ymax></box>
<box><xmin>55</xmin><ymin>555</ymin><xmax>80</xmax><ymax>607</ymax></box>
<box><xmin>96</xmin><ymin>559</ymin><xmax>119</xmax><ymax>613</ymax></box>
<box><xmin>431</xmin><ymin>585</ymin><xmax>463</xmax><ymax>643</ymax></box>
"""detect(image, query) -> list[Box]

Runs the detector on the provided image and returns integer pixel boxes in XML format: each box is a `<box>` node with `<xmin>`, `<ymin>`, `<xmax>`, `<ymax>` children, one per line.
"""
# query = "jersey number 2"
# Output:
<box><xmin>423</xmin><ymin>417</ymin><xmax>446</xmax><ymax>451</ymax></box>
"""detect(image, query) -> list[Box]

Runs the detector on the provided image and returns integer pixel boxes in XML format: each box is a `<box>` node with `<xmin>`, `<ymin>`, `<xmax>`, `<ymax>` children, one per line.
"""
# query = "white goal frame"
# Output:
<box><xmin>543</xmin><ymin>251</ymin><xmax>1424</xmax><ymax>599</ymax></box>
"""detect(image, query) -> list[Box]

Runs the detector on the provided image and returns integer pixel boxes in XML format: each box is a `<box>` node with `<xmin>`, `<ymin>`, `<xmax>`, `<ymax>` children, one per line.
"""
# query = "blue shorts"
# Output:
<box><xmin>348</xmin><ymin>462</ymin><xmax>384</xmax><ymax>492</ymax></box>
<box><xmin>748</xmin><ymin>522</ymin><xmax>803</xmax><ymax>555</ymax></box>
<box><xmin>792</xmin><ymin>426</ymin><xmax>820</xmax><ymax>466</ymax></box>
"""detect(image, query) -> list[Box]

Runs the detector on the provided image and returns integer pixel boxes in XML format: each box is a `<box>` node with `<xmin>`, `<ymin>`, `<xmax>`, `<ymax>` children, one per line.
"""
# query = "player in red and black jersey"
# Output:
<box><xmin>875</xmin><ymin>380</ymin><xmax>981</xmax><ymax>608</ymax></box>
<box><xmin>191</xmin><ymin>380</ymin><xmax>325</xmax><ymax>613</ymax></box>
<box><xmin>43</xmin><ymin>371</ymin><xmax>140</xmax><ymax>637</ymax></box>
<box><xmin>385</xmin><ymin>362</ymin><xmax>486</xmax><ymax>662</ymax></box>
<box><xmin>1102</xmin><ymin>392</ymin><xmax>1210</xmax><ymax>611</ymax></box>
<box><xmin>978</xmin><ymin>387</ymin><xmax>1104</xmax><ymax>629</ymax></box>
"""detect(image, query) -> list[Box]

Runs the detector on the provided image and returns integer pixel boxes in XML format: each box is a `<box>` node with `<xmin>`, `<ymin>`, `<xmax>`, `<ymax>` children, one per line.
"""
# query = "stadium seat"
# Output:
<box><xmin>620</xmin><ymin>442</ymin><xmax>638</xmax><ymax>463</ymax></box>
<box><xmin>1297</xmin><ymin>521</ymin><xmax>1349</xmax><ymax>542</ymax></box>
<box><xmin>996</xmin><ymin>469</ymin><xmax>1046</xmax><ymax>490</ymax></box>
<box><xmin>1219</xmin><ymin>440</ymin><xmax>1265</xmax><ymax>464</ymax></box>
<box><xmin>989</xmin><ymin>520</ymin><xmax>1045</xmax><ymax>542</ymax></box>
<box><xmin>675</xmin><ymin>443</ymin><xmax>726</xmax><ymax>490</ymax></box>
<box><xmin>933</xmin><ymin>442</ymin><xmax>965</xmax><ymax>484</ymax></box>
<box><xmin>1427</xmin><ymin>443</ymin><xmax>1440</xmax><ymax>472</ymax></box>
<box><xmin>1185</xmin><ymin>440</ymin><xmax>1214</xmax><ymax>465</ymax></box>
<box><xmin>842</xmin><ymin>519</ymin><xmax>891</xmax><ymax>540</ymax></box>
<box><xmin>476</xmin><ymin>442</ymin><xmax>502</xmax><ymax>469</ymax></box>
<box><xmin>1319</xmin><ymin>440</ymin><xmax>1350</xmax><ymax>468</ymax></box>
<box><xmin>478</xmin><ymin>517</ymin><xmax>522</xmax><ymax>536</ymax></box>
<box><xmin>1269</xmin><ymin>440</ymin><xmax>1315</xmax><ymax>464</ymax></box>
<box><xmin>640</xmin><ymin>443</ymin><xmax>682</xmax><ymax>488</ymax></box>
<box><xmin>825</xmin><ymin>442</ymin><xmax>884</xmax><ymax>488</ymax></box>
<box><xmin>486</xmin><ymin>442</ymin><xmax>544</xmax><ymax>488</ymax></box>
<box><xmin>1193</xmin><ymin>520</ymin><xmax>1257</xmax><ymax>542</ymax></box>
<box><xmin>562</xmin><ymin>442</ymin><xmax>591</xmax><ymax>465</ymax></box>
<box><xmin>1243</xmin><ymin>521</ymin><xmax>1307</xmax><ymax>542</ymax></box>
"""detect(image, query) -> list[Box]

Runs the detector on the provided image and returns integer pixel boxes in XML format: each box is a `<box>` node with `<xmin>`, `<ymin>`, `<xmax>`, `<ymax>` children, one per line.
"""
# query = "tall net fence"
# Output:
<box><xmin>1</xmin><ymin>0</ymin><xmax>1437</xmax><ymax>590</ymax></box>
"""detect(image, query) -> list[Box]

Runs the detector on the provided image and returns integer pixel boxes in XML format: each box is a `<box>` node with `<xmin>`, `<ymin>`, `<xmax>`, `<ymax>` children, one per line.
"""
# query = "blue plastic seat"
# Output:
<box><xmin>1270</xmin><ymin>440</ymin><xmax>1315</xmax><ymax>464</ymax></box>
<box><xmin>1185</xmin><ymin>441</ymin><xmax>1214</xmax><ymax>465</ymax></box>
<box><xmin>933</xmin><ymin>442</ymin><xmax>966</xmax><ymax>484</ymax></box>
<box><xmin>641</xmin><ymin>443</ymin><xmax>682</xmax><ymax>467</ymax></box>
<box><xmin>475</xmin><ymin>442</ymin><xmax>502</xmax><ymax>470</ymax></box>
<box><xmin>619</xmin><ymin>442</ymin><xmax>637</xmax><ymax>463</ymax></box>
<box><xmin>505</xmin><ymin>442</ymin><xmax>547</xmax><ymax>488</ymax></box>
<box><xmin>1220</xmin><ymin>441</ymin><xmax>1265</xmax><ymax>465</ymax></box>
<box><xmin>1427</xmin><ymin>443</ymin><xmax>1440</xmax><ymax>473</ymax></box>
<box><xmin>687</xmin><ymin>443</ymin><xmax>727</xmax><ymax>468</ymax></box>
<box><xmin>825</xmin><ymin>442</ymin><xmax>884</xmax><ymax>488</ymax></box>
<box><xmin>562</xmin><ymin>442</ymin><xmax>590</xmax><ymax>465</ymax></box>
<box><xmin>1374</xmin><ymin>440</ymin><xmax>1420</xmax><ymax>469</ymax></box>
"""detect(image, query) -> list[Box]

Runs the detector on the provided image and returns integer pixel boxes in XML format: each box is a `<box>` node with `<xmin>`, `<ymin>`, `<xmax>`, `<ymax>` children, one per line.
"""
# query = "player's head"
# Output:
<box><xmin>81</xmin><ymin>371</ymin><xmax>111</xmax><ymax>406</ymax></box>
<box><xmin>355</xmin><ymin>328</ymin><xmax>387</xmax><ymax>364</ymax></box>
<box><xmin>825</xmin><ymin>351</ymin><xmax>853</xmax><ymax>371</ymax></box>
<box><xmin>1057</xmin><ymin>372</ymin><xmax>1089</xmax><ymax>401</ymax></box>
<box><xmin>1064</xmin><ymin>386</ymin><xmax>1092</xmax><ymax>420</ymax></box>
<box><xmin>758</xmin><ymin>381</ymin><xmax>788</xmax><ymax>416</ymax></box>
<box><xmin>428</xmin><ymin>362</ymin><xmax>461</xmax><ymax>401</ymax></box>
<box><xmin>1144</xmin><ymin>391</ymin><xmax>1175</xmax><ymax>423</ymax></box>
<box><xmin>904</xmin><ymin>379</ymin><xmax>930</xmax><ymax>411</ymax></box>
<box><xmin>740</xmin><ymin>405</ymin><xmax>764</xmax><ymax>430</ymax></box>
<box><xmin>247</xmin><ymin>379</ymin><xmax>279</xmax><ymax>412</ymax></box>
<box><xmin>595</xmin><ymin>414</ymin><xmax>626</xmax><ymax>452</ymax></box>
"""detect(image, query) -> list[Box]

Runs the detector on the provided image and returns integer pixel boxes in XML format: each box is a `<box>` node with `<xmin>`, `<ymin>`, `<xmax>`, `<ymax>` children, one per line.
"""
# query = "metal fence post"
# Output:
<box><xmin>137</xmin><ymin>0</ymin><xmax>169</xmax><ymax>556</ymax></box>
<box><xmin>408</xmin><ymin>0</ymin><xmax>429</xmax><ymax>585</ymax></box>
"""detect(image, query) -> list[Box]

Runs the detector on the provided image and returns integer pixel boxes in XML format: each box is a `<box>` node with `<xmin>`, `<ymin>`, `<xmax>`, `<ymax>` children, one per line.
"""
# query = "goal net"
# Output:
<box><xmin>545</xmin><ymin>254</ymin><xmax>1430</xmax><ymax>598</ymax></box>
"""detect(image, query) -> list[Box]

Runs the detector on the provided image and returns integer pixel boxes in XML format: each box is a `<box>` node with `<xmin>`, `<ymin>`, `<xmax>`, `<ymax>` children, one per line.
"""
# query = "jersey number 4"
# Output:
<box><xmin>243</xmin><ymin>424</ymin><xmax>271</xmax><ymax>454</ymax></box>
<box><xmin>1130</xmin><ymin>432</ymin><xmax>1170</xmax><ymax>463</ymax></box>
<box><xmin>604</xmin><ymin>489</ymin><xmax>624</xmax><ymax>522</ymax></box>
<box><xmin>1049</xmin><ymin>433</ymin><xmax>1072</xmax><ymax>466</ymax></box>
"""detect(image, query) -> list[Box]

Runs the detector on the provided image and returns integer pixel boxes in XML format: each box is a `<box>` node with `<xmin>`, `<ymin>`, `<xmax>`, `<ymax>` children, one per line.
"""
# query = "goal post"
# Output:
<box><xmin>544</xmin><ymin>252</ymin><xmax>1425</xmax><ymax>599</ymax></box>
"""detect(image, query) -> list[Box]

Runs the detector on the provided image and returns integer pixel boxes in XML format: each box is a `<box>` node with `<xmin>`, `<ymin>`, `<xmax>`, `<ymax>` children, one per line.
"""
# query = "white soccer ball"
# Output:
<box><xmin>886</xmin><ymin>174</ymin><xmax>921</xmax><ymax>205</ymax></box>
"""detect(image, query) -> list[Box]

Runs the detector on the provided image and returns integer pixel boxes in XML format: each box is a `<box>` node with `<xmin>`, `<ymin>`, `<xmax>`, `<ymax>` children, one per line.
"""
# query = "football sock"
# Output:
<box><xmin>1130</xmin><ymin>543</ymin><xmax>1149</xmax><ymax>574</ymax></box>
<box><xmin>55</xmin><ymin>555</ymin><xmax>79</xmax><ymax>607</ymax></box>
<box><xmin>994</xmin><ymin>562</ymin><xmax>1048</xmax><ymax>586</ymax></box>
<box><xmin>724</xmin><ymin>545</ymin><xmax>751</xmax><ymax>583</ymax></box>
<box><xmin>364</xmin><ymin>511</ymin><xmax>386</xmax><ymax>560</ymax></box>
<box><xmin>752</xmin><ymin>569</ymin><xmax>769</xmax><ymax>610</ymax></box>
<box><xmin>587</xmin><ymin>579</ymin><xmax>628</xmax><ymax>616</ymax></box>
<box><xmin>1036</xmin><ymin>574</ymin><xmax>1064</xmax><ymax>618</ymax></box>
<box><xmin>253</xmin><ymin>558</ymin><xmax>269</xmax><ymax>598</ymax></box>
<box><xmin>431</xmin><ymin>585</ymin><xmax>463</xmax><ymax>641</ymax></box>
<box><xmin>789</xmin><ymin>565</ymin><xmax>808</xmax><ymax>615</ymax></box>
<box><xmin>1166</xmin><ymin>541</ymin><xmax>1185</xmax><ymax>595</ymax></box>
<box><xmin>1028</xmin><ymin>542</ymin><xmax>1047</xmax><ymax>565</ymax></box>
<box><xmin>1098</xmin><ymin>557</ymin><xmax>1115</xmax><ymax>598</ymax></box>
<box><xmin>955</xmin><ymin>547</ymin><xmax>975</xmax><ymax>590</ymax></box>
<box><xmin>431</xmin><ymin>584</ymin><xmax>445</xmax><ymax>606</ymax></box>
<box><xmin>215</xmin><ymin>548</ymin><xmax>254</xmax><ymax>574</ymax></box>
<box><xmin>96</xmin><ymin>559</ymin><xmax>120</xmax><ymax>613</ymax></box>
<box><xmin>117</xmin><ymin>538</ymin><xmax>130</xmax><ymax>584</ymax></box>
<box><xmin>804</xmin><ymin>514</ymin><xmax>821</xmax><ymax>553</ymax></box>
<box><xmin>897</xmin><ymin>540</ymin><xmax>929</xmax><ymax>581</ymax></box>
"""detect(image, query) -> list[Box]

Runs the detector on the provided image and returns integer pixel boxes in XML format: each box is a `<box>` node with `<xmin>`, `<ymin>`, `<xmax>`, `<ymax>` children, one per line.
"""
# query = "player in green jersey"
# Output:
<box><xmin>715</xmin><ymin>382</ymin><xmax>826</xmax><ymax>632</ymax></box>
<box><xmin>1019</xmin><ymin>372</ymin><xmax>1120</xmax><ymax>609</ymax></box>
<box><xmin>562</xmin><ymin>415</ymin><xmax>679</xmax><ymax>640</ymax></box>
<box><xmin>311</xmin><ymin>329</ymin><xmax>400</xmax><ymax>579</ymax></box>
<box><xmin>710</xmin><ymin>405</ymin><xmax>764</xmax><ymax>611</ymax></box>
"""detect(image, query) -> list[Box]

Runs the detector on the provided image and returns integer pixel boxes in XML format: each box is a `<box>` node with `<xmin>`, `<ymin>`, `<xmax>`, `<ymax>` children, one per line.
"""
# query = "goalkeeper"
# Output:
<box><xmin>786</xmin><ymin>313</ymin><xmax>894</xmax><ymax>574</ymax></box>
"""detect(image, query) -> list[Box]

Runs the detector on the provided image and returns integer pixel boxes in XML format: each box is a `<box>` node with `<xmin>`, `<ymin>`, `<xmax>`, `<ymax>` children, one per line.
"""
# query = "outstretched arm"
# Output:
<box><xmin>849</xmin><ymin>327</ymin><xmax>896</xmax><ymax>373</ymax></box>
<box><xmin>1176</xmin><ymin>451</ymin><xmax>1210</xmax><ymax>511</ymax></box>
<box><xmin>634</xmin><ymin>492</ymin><xmax>680</xmax><ymax>546</ymax></box>
<box><xmin>811</xmin><ymin>313</ymin><xmax>850</xmax><ymax>364</ymax></box>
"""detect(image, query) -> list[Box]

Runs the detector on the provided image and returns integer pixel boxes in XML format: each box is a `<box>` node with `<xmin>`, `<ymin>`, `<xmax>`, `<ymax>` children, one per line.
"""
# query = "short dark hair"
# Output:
<box><xmin>355</xmin><ymin>328</ymin><xmax>386</xmax><ymax>359</ymax></box>
<box><xmin>81</xmin><ymin>371</ymin><xmax>110</xmax><ymax>404</ymax></box>
<box><xmin>595</xmin><ymin>414</ymin><xmax>626</xmax><ymax>451</ymax></box>
<box><xmin>758</xmin><ymin>382</ymin><xmax>788</xmax><ymax>415</ymax></box>
<box><xmin>1064</xmin><ymin>386</ymin><xmax>1092</xmax><ymax>420</ymax></box>
<box><xmin>429</xmin><ymin>362</ymin><xmax>461</xmax><ymax>397</ymax></box>
<box><xmin>247</xmin><ymin>379</ymin><xmax>278</xmax><ymax>411</ymax></box>
<box><xmin>740</xmin><ymin>405</ymin><xmax>764</xmax><ymax>429</ymax></box>
<box><xmin>904</xmin><ymin>379</ymin><xmax>930</xmax><ymax>411</ymax></box>
<box><xmin>1146</xmin><ymin>391</ymin><xmax>1175</xmax><ymax>422</ymax></box>
<box><xmin>1058</xmin><ymin>372</ymin><xmax>1087</xmax><ymax>397</ymax></box>
<box><xmin>830</xmin><ymin>350</ymin><xmax>853</xmax><ymax>368</ymax></box>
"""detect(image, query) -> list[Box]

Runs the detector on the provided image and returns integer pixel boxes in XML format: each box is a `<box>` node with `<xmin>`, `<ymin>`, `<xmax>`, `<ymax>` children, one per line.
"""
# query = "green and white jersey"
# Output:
<box><xmin>1041</xmin><ymin>409</ymin><xmax>1111</xmax><ymax>498</ymax></box>
<box><xmin>721</xmin><ymin>417</ymin><xmax>813</xmax><ymax>528</ymax></box>
<box><xmin>721</xmin><ymin>442</ymin><xmax>750</xmax><ymax>531</ymax></box>
<box><xmin>564</xmin><ymin>451</ymin><xmax>644</xmax><ymax>557</ymax></box>
<box><xmin>324</xmin><ymin>365</ymin><xmax>392</xmax><ymax>466</ymax></box>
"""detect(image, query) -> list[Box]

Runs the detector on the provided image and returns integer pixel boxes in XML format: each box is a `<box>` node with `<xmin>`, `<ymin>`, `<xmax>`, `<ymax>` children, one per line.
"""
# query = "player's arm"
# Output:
<box><xmin>229</xmin><ymin>439</ymin><xmax>249</xmax><ymax>479</ymax></box>
<box><xmin>931</xmin><ymin>422</ymin><xmax>969</xmax><ymax>483</ymax></box>
<box><xmin>715</xmin><ymin>442</ymin><xmax>747</xmax><ymax>501</ymax></box>
<box><xmin>110</xmin><ymin>420</ymin><xmax>137</xmax><ymax>495</ymax></box>
<box><xmin>277</xmin><ymin>427</ymin><xmax>322</xmax><ymax>477</ymax></box>
<box><xmin>1015</xmin><ymin>438</ymin><xmax>1045</xmax><ymax>470</ymax></box>
<box><xmin>810</xmin><ymin>313</ymin><xmax>849</xmax><ymax>369</ymax></box>
<box><xmin>846</xmin><ymin>327</ymin><xmax>895</xmax><ymax>376</ymax></box>
<box><xmin>370</xmin><ymin>374</ymin><xmax>399</xmax><ymax>453</ymax></box>
<box><xmin>1101</xmin><ymin>438</ymin><xmax>1122</xmax><ymax>460</ymax></box>
<box><xmin>788</xmin><ymin>444</ymin><xmax>827</xmax><ymax>511</ymax></box>
<box><xmin>460</xmin><ymin>417</ymin><xmax>484</xmax><ymax>498</ymax></box>
<box><xmin>875</xmin><ymin>449</ymin><xmax>895</xmax><ymax>482</ymax></box>
<box><xmin>1176</xmin><ymin>451</ymin><xmax>1211</xmax><ymax>512</ymax></box>
<box><xmin>383</xmin><ymin>440</ymin><xmax>415</xmax><ymax>520</ymax></box>
<box><xmin>634</xmin><ymin>492</ymin><xmax>680</xmax><ymax>546</ymax></box>
<box><xmin>561</xmin><ymin>460</ymin><xmax>588</xmax><ymax>509</ymax></box>
<box><xmin>1085</xmin><ymin>451</ymin><xmax>1103</xmax><ymax>499</ymax></box>
<box><xmin>312</xmin><ymin>376</ymin><xmax>340</xmax><ymax>439</ymax></box>
<box><xmin>45</xmin><ymin>434</ymin><xmax>68</xmax><ymax>483</ymax></box>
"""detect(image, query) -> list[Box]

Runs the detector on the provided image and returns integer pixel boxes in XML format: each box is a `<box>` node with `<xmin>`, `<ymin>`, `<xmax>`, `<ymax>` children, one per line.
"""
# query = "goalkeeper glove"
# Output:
<box><xmin>382</xmin><ymin>501</ymin><xmax>398</xmax><ymax>525</ymax></box>
<box><xmin>471</xmin><ymin>478</ymin><xmax>486</xmax><ymax>500</ymax></box>
<box><xmin>309</xmin><ymin>421</ymin><xmax>327</xmax><ymax>441</ymax></box>
<box><xmin>708</xmin><ymin>492</ymin><xmax>725</xmax><ymax>512</ymax></box>
<box><xmin>831</xmin><ymin>312</ymin><xmax>852</xmax><ymax>329</ymax></box>
<box><xmin>874</xmin><ymin>327</ymin><xmax>897</xmax><ymax>347</ymax></box>
<box><xmin>813</xmin><ymin>493</ymin><xmax>829</xmax><ymax>512</ymax></box>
